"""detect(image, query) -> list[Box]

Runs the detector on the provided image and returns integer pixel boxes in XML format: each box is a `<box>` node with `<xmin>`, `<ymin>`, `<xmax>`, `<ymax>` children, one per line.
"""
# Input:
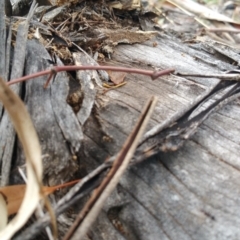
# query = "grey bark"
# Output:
<box><xmin>1</xmin><ymin>13</ymin><xmax>240</xmax><ymax>240</ymax></box>
<box><xmin>79</xmin><ymin>33</ymin><xmax>240</xmax><ymax>240</ymax></box>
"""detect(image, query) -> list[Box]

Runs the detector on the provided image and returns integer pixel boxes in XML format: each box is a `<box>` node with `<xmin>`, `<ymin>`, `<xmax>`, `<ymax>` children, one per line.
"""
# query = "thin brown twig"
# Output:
<box><xmin>7</xmin><ymin>65</ymin><xmax>175</xmax><ymax>87</ymax></box>
<box><xmin>43</xmin><ymin>68</ymin><xmax>57</xmax><ymax>89</ymax></box>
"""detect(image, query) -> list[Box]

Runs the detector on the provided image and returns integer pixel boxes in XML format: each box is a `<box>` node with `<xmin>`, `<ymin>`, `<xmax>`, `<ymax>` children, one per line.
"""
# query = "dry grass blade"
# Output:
<box><xmin>0</xmin><ymin>76</ymin><xmax>43</xmax><ymax>239</ymax></box>
<box><xmin>168</xmin><ymin>0</ymin><xmax>237</xmax><ymax>23</ymax></box>
<box><xmin>64</xmin><ymin>96</ymin><xmax>158</xmax><ymax>240</ymax></box>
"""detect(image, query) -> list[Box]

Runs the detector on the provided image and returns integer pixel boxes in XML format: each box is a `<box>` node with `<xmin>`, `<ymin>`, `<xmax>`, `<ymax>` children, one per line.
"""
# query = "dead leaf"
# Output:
<box><xmin>107</xmin><ymin>70</ymin><xmax>127</xmax><ymax>85</ymax></box>
<box><xmin>0</xmin><ymin>179</ymin><xmax>80</xmax><ymax>216</ymax></box>
<box><xmin>102</xmin><ymin>29</ymin><xmax>157</xmax><ymax>44</ymax></box>
<box><xmin>108</xmin><ymin>0</ymin><xmax>141</xmax><ymax>10</ymax></box>
<box><xmin>0</xmin><ymin>185</ymin><xmax>25</xmax><ymax>217</ymax></box>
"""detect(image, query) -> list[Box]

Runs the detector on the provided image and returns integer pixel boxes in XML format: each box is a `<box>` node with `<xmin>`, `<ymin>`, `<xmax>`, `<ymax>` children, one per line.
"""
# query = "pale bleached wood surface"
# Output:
<box><xmin>80</xmin><ymin>32</ymin><xmax>240</xmax><ymax>240</ymax></box>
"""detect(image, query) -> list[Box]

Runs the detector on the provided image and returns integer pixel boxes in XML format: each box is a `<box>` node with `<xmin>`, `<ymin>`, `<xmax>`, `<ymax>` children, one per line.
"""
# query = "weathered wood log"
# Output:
<box><xmin>12</xmin><ymin>33</ymin><xmax>240</xmax><ymax>239</ymax></box>
<box><xmin>11</xmin><ymin>39</ymin><xmax>83</xmax><ymax>186</ymax></box>
<box><xmin>76</xmin><ymin>33</ymin><xmax>240</xmax><ymax>240</ymax></box>
<box><xmin>0</xmin><ymin>2</ymin><xmax>37</xmax><ymax>186</ymax></box>
<box><xmin>15</xmin><ymin>34</ymin><xmax>239</xmax><ymax>240</ymax></box>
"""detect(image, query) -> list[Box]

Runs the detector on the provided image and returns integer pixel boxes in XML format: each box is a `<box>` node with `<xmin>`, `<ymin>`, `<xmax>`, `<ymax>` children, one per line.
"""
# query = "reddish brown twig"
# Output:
<box><xmin>7</xmin><ymin>65</ymin><xmax>175</xmax><ymax>88</ymax></box>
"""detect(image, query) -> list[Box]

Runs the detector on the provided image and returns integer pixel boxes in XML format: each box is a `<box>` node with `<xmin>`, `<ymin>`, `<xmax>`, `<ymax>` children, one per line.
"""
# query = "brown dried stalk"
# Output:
<box><xmin>7</xmin><ymin>65</ymin><xmax>175</xmax><ymax>87</ymax></box>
